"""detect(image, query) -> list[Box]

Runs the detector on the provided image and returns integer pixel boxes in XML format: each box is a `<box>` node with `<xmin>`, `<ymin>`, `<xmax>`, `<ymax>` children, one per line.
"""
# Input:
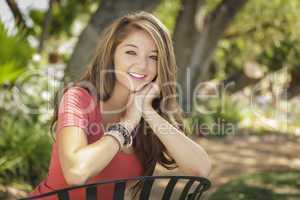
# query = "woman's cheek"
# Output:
<box><xmin>150</xmin><ymin>66</ymin><xmax>158</xmax><ymax>80</ymax></box>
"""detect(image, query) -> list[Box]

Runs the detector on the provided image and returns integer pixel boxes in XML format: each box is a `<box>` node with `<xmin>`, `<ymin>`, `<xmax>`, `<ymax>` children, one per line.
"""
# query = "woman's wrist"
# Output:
<box><xmin>142</xmin><ymin>106</ymin><xmax>156</xmax><ymax>119</ymax></box>
<box><xmin>103</xmin><ymin>133</ymin><xmax>123</xmax><ymax>151</ymax></box>
<box><xmin>119</xmin><ymin>117</ymin><xmax>137</xmax><ymax>134</ymax></box>
<box><xmin>107</xmin><ymin>122</ymin><xmax>132</xmax><ymax>147</ymax></box>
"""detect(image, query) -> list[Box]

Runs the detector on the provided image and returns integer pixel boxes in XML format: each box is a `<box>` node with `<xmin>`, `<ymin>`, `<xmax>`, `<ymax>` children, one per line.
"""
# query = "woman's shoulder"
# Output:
<box><xmin>64</xmin><ymin>86</ymin><xmax>93</xmax><ymax>98</ymax></box>
<box><xmin>59</xmin><ymin>86</ymin><xmax>98</xmax><ymax>113</ymax></box>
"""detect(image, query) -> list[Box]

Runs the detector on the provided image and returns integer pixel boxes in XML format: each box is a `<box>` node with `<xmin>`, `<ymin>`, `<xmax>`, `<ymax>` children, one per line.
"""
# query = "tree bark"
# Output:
<box><xmin>180</xmin><ymin>0</ymin><xmax>248</xmax><ymax>114</ymax></box>
<box><xmin>173</xmin><ymin>0</ymin><xmax>204</xmax><ymax>80</ymax></box>
<box><xmin>223</xmin><ymin>72</ymin><xmax>262</xmax><ymax>93</ymax></box>
<box><xmin>65</xmin><ymin>0</ymin><xmax>159</xmax><ymax>80</ymax></box>
<box><xmin>285</xmin><ymin>68</ymin><xmax>300</xmax><ymax>99</ymax></box>
<box><xmin>38</xmin><ymin>0</ymin><xmax>54</xmax><ymax>53</ymax></box>
<box><xmin>5</xmin><ymin>0</ymin><xmax>28</xmax><ymax>31</ymax></box>
<box><xmin>226</xmin><ymin>67</ymin><xmax>300</xmax><ymax>100</ymax></box>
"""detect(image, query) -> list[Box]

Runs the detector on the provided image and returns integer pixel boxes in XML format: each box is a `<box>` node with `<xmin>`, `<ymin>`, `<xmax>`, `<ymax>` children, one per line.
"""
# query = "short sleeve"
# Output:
<box><xmin>56</xmin><ymin>87</ymin><xmax>95</xmax><ymax>134</ymax></box>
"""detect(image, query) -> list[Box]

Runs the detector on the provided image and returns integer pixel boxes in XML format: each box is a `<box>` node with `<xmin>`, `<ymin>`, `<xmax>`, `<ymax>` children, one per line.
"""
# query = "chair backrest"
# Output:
<box><xmin>20</xmin><ymin>175</ymin><xmax>211</xmax><ymax>200</ymax></box>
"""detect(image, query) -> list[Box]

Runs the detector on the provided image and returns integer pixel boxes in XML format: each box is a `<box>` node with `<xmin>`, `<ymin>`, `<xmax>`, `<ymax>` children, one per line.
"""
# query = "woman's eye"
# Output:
<box><xmin>150</xmin><ymin>55</ymin><xmax>158</xmax><ymax>61</ymax></box>
<box><xmin>125</xmin><ymin>51</ymin><xmax>136</xmax><ymax>55</ymax></box>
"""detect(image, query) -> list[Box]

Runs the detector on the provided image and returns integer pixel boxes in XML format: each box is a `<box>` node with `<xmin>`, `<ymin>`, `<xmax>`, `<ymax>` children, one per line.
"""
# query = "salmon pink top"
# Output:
<box><xmin>29</xmin><ymin>87</ymin><xmax>143</xmax><ymax>200</ymax></box>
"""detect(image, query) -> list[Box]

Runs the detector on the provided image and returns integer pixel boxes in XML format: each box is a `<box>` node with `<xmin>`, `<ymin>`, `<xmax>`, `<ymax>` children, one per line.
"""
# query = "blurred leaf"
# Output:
<box><xmin>154</xmin><ymin>0</ymin><xmax>181</xmax><ymax>32</ymax></box>
<box><xmin>0</xmin><ymin>23</ymin><xmax>33</xmax><ymax>86</ymax></box>
<box><xmin>0</xmin><ymin>62</ymin><xmax>25</xmax><ymax>85</ymax></box>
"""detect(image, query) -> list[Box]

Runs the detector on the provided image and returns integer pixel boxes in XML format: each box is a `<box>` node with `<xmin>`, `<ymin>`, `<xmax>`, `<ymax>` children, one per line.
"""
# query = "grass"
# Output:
<box><xmin>210</xmin><ymin>169</ymin><xmax>300</xmax><ymax>200</ymax></box>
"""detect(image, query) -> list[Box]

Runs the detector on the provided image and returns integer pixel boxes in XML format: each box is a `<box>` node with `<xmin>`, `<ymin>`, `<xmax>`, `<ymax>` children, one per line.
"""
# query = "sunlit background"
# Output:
<box><xmin>0</xmin><ymin>0</ymin><xmax>299</xmax><ymax>199</ymax></box>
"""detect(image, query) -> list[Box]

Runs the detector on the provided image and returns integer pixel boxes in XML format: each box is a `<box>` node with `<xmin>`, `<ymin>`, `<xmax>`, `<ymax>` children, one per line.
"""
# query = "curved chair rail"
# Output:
<box><xmin>20</xmin><ymin>175</ymin><xmax>211</xmax><ymax>200</ymax></box>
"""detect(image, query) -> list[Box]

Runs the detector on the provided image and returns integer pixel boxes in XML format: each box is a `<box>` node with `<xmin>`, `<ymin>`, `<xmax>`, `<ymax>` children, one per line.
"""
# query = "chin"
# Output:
<box><xmin>129</xmin><ymin>81</ymin><xmax>150</xmax><ymax>92</ymax></box>
<box><xmin>130</xmin><ymin>85</ymin><xmax>145</xmax><ymax>92</ymax></box>
<box><xmin>120</xmin><ymin>78</ymin><xmax>151</xmax><ymax>93</ymax></box>
<box><xmin>121</xmin><ymin>83</ymin><xmax>140</xmax><ymax>93</ymax></box>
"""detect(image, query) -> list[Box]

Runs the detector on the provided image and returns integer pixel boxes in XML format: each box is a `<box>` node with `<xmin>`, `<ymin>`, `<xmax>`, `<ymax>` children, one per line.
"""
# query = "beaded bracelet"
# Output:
<box><xmin>107</xmin><ymin>123</ymin><xmax>133</xmax><ymax>147</ymax></box>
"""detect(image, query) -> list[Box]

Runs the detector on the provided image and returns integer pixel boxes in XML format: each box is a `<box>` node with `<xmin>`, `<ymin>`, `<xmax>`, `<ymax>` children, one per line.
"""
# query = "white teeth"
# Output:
<box><xmin>128</xmin><ymin>72</ymin><xmax>146</xmax><ymax>78</ymax></box>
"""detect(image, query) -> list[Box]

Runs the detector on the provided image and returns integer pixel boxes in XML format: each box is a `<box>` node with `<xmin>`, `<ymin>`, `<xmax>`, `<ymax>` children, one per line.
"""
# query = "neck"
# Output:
<box><xmin>101</xmin><ymin>81</ymin><xmax>131</xmax><ymax>120</ymax></box>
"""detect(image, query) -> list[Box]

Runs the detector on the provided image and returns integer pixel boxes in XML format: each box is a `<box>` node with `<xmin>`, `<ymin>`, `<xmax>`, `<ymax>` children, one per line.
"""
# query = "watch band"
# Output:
<box><xmin>107</xmin><ymin>123</ymin><xmax>132</xmax><ymax>147</ymax></box>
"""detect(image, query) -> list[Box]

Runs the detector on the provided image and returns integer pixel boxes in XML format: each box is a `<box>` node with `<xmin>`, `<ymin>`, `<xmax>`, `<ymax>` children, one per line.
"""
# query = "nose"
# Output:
<box><xmin>136</xmin><ymin>56</ymin><xmax>148</xmax><ymax>70</ymax></box>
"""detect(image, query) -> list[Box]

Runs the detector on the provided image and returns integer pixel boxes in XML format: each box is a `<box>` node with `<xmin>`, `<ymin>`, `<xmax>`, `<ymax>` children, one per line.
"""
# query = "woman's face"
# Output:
<box><xmin>114</xmin><ymin>29</ymin><xmax>158</xmax><ymax>92</ymax></box>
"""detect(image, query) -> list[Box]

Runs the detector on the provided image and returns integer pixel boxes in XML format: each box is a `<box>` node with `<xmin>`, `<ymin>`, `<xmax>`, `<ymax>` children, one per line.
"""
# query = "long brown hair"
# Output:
<box><xmin>51</xmin><ymin>11</ymin><xmax>187</xmax><ymax>198</ymax></box>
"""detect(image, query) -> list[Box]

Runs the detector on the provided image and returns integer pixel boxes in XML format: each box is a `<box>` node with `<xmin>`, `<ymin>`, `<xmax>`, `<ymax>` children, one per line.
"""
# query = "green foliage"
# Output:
<box><xmin>186</xmin><ymin>95</ymin><xmax>241</xmax><ymax>137</ymax></box>
<box><xmin>0</xmin><ymin>112</ymin><xmax>52</xmax><ymax>186</ymax></box>
<box><xmin>0</xmin><ymin>63</ymin><xmax>63</xmax><ymax>187</ymax></box>
<box><xmin>0</xmin><ymin>23</ymin><xmax>33</xmax><ymax>85</ymax></box>
<box><xmin>0</xmin><ymin>18</ymin><xmax>65</xmax><ymax>187</ymax></box>
<box><xmin>258</xmin><ymin>35</ymin><xmax>300</xmax><ymax>71</ymax></box>
<box><xmin>0</xmin><ymin>61</ymin><xmax>63</xmax><ymax>187</ymax></box>
<box><xmin>214</xmin><ymin>0</ymin><xmax>300</xmax><ymax>79</ymax></box>
<box><xmin>29</xmin><ymin>0</ymin><xmax>98</xmax><ymax>37</ymax></box>
<box><xmin>210</xmin><ymin>169</ymin><xmax>300</xmax><ymax>200</ymax></box>
<box><xmin>154</xmin><ymin>0</ymin><xmax>182</xmax><ymax>33</ymax></box>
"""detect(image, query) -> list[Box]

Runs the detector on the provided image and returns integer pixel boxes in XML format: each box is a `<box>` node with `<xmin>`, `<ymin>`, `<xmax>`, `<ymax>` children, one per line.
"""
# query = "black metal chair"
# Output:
<box><xmin>20</xmin><ymin>175</ymin><xmax>211</xmax><ymax>200</ymax></box>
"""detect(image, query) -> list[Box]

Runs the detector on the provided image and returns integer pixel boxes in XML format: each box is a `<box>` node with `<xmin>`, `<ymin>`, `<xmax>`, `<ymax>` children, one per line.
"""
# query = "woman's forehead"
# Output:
<box><xmin>119</xmin><ymin>30</ymin><xmax>157</xmax><ymax>51</ymax></box>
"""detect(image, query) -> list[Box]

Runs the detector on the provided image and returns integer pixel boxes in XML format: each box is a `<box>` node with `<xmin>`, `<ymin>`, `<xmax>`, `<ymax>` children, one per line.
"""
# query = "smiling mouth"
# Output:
<box><xmin>128</xmin><ymin>72</ymin><xmax>147</xmax><ymax>79</ymax></box>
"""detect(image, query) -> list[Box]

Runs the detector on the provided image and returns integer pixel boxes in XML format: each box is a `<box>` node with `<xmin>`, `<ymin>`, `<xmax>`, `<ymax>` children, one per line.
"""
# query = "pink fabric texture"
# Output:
<box><xmin>29</xmin><ymin>87</ymin><xmax>143</xmax><ymax>200</ymax></box>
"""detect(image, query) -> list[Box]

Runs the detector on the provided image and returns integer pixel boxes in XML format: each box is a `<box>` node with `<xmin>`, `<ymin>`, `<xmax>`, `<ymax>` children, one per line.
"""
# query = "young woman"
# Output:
<box><xmin>29</xmin><ymin>11</ymin><xmax>211</xmax><ymax>200</ymax></box>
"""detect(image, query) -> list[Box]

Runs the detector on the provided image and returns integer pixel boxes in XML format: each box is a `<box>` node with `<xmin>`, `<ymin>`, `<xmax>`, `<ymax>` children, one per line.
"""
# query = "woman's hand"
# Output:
<box><xmin>143</xmin><ymin>77</ymin><xmax>161</xmax><ymax>110</ymax></box>
<box><xmin>122</xmin><ymin>82</ymin><xmax>154</xmax><ymax>128</ymax></box>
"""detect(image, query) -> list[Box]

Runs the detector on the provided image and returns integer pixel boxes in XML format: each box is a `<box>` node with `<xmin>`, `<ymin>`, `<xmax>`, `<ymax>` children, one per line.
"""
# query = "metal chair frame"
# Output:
<box><xmin>20</xmin><ymin>175</ymin><xmax>211</xmax><ymax>200</ymax></box>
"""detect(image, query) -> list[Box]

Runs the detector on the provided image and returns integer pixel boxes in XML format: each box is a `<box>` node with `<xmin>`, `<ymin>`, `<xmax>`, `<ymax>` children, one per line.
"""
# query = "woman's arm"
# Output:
<box><xmin>58</xmin><ymin>120</ymin><xmax>135</xmax><ymax>186</ymax></box>
<box><xmin>142</xmin><ymin>107</ymin><xmax>211</xmax><ymax>177</ymax></box>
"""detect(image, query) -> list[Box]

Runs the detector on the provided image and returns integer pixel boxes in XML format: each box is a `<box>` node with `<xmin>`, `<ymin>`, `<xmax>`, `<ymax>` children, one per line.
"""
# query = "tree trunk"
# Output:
<box><xmin>38</xmin><ymin>0</ymin><xmax>54</xmax><ymax>53</ymax></box>
<box><xmin>173</xmin><ymin>0</ymin><xmax>204</xmax><ymax>80</ymax></box>
<box><xmin>285</xmin><ymin>68</ymin><xmax>300</xmax><ymax>99</ymax></box>
<box><xmin>5</xmin><ymin>0</ymin><xmax>28</xmax><ymax>31</ymax></box>
<box><xmin>223</xmin><ymin>72</ymin><xmax>263</xmax><ymax>93</ymax></box>
<box><xmin>180</xmin><ymin>0</ymin><xmax>248</xmax><ymax>114</ymax></box>
<box><xmin>65</xmin><ymin>0</ymin><xmax>159</xmax><ymax>80</ymax></box>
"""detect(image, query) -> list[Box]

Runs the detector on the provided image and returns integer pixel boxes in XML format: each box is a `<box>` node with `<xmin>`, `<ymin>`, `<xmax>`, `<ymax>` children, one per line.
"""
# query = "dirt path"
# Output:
<box><xmin>4</xmin><ymin>134</ymin><xmax>300</xmax><ymax>199</ymax></box>
<box><xmin>152</xmin><ymin>134</ymin><xmax>300</xmax><ymax>199</ymax></box>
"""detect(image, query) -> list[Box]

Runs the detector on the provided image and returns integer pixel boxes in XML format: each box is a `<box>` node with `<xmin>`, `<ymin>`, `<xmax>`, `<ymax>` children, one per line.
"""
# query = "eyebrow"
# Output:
<box><xmin>123</xmin><ymin>44</ymin><xmax>158</xmax><ymax>53</ymax></box>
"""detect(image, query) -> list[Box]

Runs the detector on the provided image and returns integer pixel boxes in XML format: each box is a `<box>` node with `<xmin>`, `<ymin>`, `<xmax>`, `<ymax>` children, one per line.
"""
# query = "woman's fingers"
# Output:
<box><xmin>136</xmin><ymin>82</ymin><xmax>152</xmax><ymax>96</ymax></box>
